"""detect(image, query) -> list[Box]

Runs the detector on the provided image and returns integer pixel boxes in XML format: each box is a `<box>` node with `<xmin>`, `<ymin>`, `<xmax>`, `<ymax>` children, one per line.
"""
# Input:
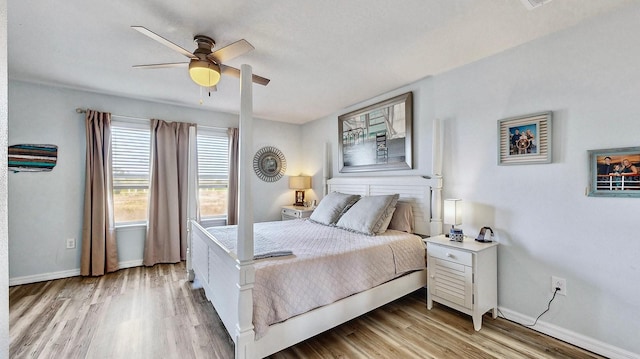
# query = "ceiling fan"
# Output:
<box><xmin>131</xmin><ymin>26</ymin><xmax>270</xmax><ymax>90</ymax></box>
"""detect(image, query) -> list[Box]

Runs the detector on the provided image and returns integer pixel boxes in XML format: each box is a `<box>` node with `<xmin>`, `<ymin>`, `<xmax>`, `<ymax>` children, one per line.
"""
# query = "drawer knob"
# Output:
<box><xmin>446</xmin><ymin>252</ymin><xmax>454</xmax><ymax>258</ymax></box>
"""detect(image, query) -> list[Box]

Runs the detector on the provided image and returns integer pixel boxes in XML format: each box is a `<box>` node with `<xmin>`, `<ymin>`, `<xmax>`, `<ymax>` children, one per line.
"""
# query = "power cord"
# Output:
<box><xmin>498</xmin><ymin>287</ymin><xmax>560</xmax><ymax>327</ymax></box>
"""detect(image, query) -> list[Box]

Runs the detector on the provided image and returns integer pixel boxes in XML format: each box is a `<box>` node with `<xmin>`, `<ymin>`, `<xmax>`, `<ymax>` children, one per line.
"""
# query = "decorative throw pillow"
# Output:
<box><xmin>309</xmin><ymin>192</ymin><xmax>361</xmax><ymax>225</ymax></box>
<box><xmin>388</xmin><ymin>202</ymin><xmax>414</xmax><ymax>233</ymax></box>
<box><xmin>336</xmin><ymin>194</ymin><xmax>399</xmax><ymax>235</ymax></box>
<box><xmin>376</xmin><ymin>206</ymin><xmax>397</xmax><ymax>235</ymax></box>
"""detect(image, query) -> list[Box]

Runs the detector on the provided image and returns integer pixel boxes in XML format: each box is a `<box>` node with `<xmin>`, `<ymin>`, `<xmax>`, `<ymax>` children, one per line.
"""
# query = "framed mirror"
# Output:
<box><xmin>253</xmin><ymin>146</ymin><xmax>287</xmax><ymax>182</ymax></box>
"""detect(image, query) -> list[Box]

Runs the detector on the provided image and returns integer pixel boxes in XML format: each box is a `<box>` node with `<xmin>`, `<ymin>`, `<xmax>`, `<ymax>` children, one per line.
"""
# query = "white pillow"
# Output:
<box><xmin>309</xmin><ymin>192</ymin><xmax>360</xmax><ymax>225</ymax></box>
<box><xmin>336</xmin><ymin>194</ymin><xmax>399</xmax><ymax>235</ymax></box>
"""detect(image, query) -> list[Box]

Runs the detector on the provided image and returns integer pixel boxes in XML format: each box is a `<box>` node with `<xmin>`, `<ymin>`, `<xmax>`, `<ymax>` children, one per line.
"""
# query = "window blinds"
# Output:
<box><xmin>197</xmin><ymin>129</ymin><xmax>229</xmax><ymax>189</ymax></box>
<box><xmin>111</xmin><ymin>124</ymin><xmax>150</xmax><ymax>189</ymax></box>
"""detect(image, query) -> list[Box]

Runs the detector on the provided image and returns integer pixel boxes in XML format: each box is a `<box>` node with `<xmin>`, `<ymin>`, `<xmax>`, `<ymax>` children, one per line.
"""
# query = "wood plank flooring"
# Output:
<box><xmin>9</xmin><ymin>262</ymin><xmax>604</xmax><ymax>359</ymax></box>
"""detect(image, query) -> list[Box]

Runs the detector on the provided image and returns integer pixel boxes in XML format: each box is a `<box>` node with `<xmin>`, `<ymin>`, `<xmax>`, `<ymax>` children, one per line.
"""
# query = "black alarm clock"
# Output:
<box><xmin>476</xmin><ymin>227</ymin><xmax>494</xmax><ymax>242</ymax></box>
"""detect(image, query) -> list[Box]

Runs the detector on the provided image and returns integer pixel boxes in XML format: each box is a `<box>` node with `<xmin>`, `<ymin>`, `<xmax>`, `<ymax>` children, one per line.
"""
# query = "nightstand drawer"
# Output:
<box><xmin>427</xmin><ymin>243</ymin><xmax>472</xmax><ymax>266</ymax></box>
<box><xmin>281</xmin><ymin>207</ymin><xmax>302</xmax><ymax>218</ymax></box>
<box><xmin>281</xmin><ymin>206</ymin><xmax>314</xmax><ymax>221</ymax></box>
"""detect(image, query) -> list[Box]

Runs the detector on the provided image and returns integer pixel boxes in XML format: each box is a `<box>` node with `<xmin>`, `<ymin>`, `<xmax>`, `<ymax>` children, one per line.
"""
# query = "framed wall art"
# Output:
<box><xmin>338</xmin><ymin>92</ymin><xmax>413</xmax><ymax>173</ymax></box>
<box><xmin>498</xmin><ymin>111</ymin><xmax>552</xmax><ymax>165</ymax></box>
<box><xmin>588</xmin><ymin>146</ymin><xmax>640</xmax><ymax>197</ymax></box>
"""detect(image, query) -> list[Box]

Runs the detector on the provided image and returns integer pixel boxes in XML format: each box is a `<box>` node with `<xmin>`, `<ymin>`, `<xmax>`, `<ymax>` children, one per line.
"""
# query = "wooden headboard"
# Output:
<box><xmin>327</xmin><ymin>176</ymin><xmax>442</xmax><ymax>236</ymax></box>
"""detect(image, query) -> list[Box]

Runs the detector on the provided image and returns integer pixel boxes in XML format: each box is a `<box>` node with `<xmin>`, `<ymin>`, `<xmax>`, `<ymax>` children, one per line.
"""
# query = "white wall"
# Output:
<box><xmin>8</xmin><ymin>81</ymin><xmax>301</xmax><ymax>281</ymax></box>
<box><xmin>1</xmin><ymin>0</ymin><xmax>10</xmax><ymax>356</ymax></box>
<box><xmin>434</xmin><ymin>6</ymin><xmax>640</xmax><ymax>357</ymax></box>
<box><xmin>303</xmin><ymin>5</ymin><xmax>640</xmax><ymax>358</ymax></box>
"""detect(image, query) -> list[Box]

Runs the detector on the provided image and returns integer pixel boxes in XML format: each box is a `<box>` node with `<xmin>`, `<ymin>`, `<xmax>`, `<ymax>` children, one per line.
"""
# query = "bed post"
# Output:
<box><xmin>431</xmin><ymin>118</ymin><xmax>444</xmax><ymax>235</ymax></box>
<box><xmin>236</xmin><ymin>64</ymin><xmax>256</xmax><ymax>359</ymax></box>
<box><xmin>430</xmin><ymin>175</ymin><xmax>443</xmax><ymax>235</ymax></box>
<box><xmin>186</xmin><ymin>125</ymin><xmax>198</xmax><ymax>281</ymax></box>
<box><xmin>322</xmin><ymin>142</ymin><xmax>329</xmax><ymax>197</ymax></box>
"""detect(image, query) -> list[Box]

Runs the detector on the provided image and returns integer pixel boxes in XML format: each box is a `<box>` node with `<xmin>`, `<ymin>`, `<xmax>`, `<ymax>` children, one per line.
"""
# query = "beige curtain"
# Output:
<box><xmin>144</xmin><ymin>119</ymin><xmax>194</xmax><ymax>266</ymax></box>
<box><xmin>81</xmin><ymin>110</ymin><xmax>119</xmax><ymax>276</ymax></box>
<box><xmin>227</xmin><ymin>128</ymin><xmax>239</xmax><ymax>225</ymax></box>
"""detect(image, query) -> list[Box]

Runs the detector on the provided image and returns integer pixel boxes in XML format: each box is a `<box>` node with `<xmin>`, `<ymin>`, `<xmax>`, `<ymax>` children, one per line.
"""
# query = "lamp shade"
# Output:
<box><xmin>443</xmin><ymin>199</ymin><xmax>462</xmax><ymax>226</ymax></box>
<box><xmin>289</xmin><ymin>176</ymin><xmax>311</xmax><ymax>189</ymax></box>
<box><xmin>189</xmin><ymin>60</ymin><xmax>221</xmax><ymax>87</ymax></box>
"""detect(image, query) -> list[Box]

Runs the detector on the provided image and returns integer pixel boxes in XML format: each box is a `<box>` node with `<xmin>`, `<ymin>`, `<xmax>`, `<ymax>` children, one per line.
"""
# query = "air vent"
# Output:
<box><xmin>520</xmin><ymin>0</ymin><xmax>553</xmax><ymax>10</ymax></box>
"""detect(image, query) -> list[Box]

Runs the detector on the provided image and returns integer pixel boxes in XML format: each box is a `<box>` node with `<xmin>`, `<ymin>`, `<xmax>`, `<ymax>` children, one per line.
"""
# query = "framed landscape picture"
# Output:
<box><xmin>338</xmin><ymin>92</ymin><xmax>413</xmax><ymax>173</ymax></box>
<box><xmin>498</xmin><ymin>111</ymin><xmax>552</xmax><ymax>165</ymax></box>
<box><xmin>588</xmin><ymin>146</ymin><xmax>640</xmax><ymax>197</ymax></box>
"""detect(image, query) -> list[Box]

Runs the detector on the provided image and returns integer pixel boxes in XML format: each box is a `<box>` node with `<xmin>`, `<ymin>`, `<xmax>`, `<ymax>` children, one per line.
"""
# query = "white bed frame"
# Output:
<box><xmin>190</xmin><ymin>176</ymin><xmax>442</xmax><ymax>358</ymax></box>
<box><xmin>188</xmin><ymin>66</ymin><xmax>445</xmax><ymax>359</ymax></box>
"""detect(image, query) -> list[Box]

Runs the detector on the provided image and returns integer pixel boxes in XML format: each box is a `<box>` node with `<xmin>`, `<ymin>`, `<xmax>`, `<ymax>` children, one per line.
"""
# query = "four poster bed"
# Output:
<box><xmin>190</xmin><ymin>176</ymin><xmax>442</xmax><ymax>358</ymax></box>
<box><xmin>188</xmin><ymin>65</ymin><xmax>444</xmax><ymax>359</ymax></box>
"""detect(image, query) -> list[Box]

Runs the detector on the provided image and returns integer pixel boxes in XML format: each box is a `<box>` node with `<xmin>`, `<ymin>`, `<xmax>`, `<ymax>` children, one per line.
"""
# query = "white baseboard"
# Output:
<box><xmin>118</xmin><ymin>259</ymin><xmax>144</xmax><ymax>269</ymax></box>
<box><xmin>9</xmin><ymin>259</ymin><xmax>144</xmax><ymax>286</ymax></box>
<box><xmin>499</xmin><ymin>307</ymin><xmax>639</xmax><ymax>359</ymax></box>
<box><xmin>9</xmin><ymin>268</ymin><xmax>81</xmax><ymax>286</ymax></box>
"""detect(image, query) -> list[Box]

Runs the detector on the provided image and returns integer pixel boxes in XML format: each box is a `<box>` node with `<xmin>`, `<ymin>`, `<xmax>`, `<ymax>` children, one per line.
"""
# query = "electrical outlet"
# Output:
<box><xmin>551</xmin><ymin>276</ymin><xmax>567</xmax><ymax>296</ymax></box>
<box><xmin>66</xmin><ymin>238</ymin><xmax>76</xmax><ymax>249</ymax></box>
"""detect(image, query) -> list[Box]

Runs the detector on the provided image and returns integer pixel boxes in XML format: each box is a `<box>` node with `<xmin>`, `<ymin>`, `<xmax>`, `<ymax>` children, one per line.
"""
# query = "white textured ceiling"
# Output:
<box><xmin>7</xmin><ymin>0</ymin><xmax>633</xmax><ymax>124</ymax></box>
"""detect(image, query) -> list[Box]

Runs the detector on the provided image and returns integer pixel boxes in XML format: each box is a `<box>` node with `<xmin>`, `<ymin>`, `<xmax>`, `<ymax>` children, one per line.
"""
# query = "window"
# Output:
<box><xmin>111</xmin><ymin>122</ymin><xmax>150</xmax><ymax>224</ymax></box>
<box><xmin>110</xmin><ymin>122</ymin><xmax>228</xmax><ymax>224</ymax></box>
<box><xmin>197</xmin><ymin>129</ymin><xmax>229</xmax><ymax>219</ymax></box>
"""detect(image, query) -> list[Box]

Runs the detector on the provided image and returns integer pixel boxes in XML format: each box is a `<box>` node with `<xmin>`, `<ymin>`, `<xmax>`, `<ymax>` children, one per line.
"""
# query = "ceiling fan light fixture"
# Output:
<box><xmin>189</xmin><ymin>59</ymin><xmax>221</xmax><ymax>87</ymax></box>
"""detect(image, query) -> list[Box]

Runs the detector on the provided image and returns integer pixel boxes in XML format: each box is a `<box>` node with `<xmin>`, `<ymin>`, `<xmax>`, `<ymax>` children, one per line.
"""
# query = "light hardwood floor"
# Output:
<box><xmin>10</xmin><ymin>262</ymin><xmax>604</xmax><ymax>359</ymax></box>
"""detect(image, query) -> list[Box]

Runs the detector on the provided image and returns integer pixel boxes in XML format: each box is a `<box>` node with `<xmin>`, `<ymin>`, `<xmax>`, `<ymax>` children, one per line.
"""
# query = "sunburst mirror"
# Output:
<box><xmin>253</xmin><ymin>146</ymin><xmax>287</xmax><ymax>182</ymax></box>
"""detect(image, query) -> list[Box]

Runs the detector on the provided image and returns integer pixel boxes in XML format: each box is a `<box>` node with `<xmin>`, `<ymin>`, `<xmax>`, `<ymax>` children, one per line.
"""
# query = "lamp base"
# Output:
<box><xmin>294</xmin><ymin>190</ymin><xmax>305</xmax><ymax>207</ymax></box>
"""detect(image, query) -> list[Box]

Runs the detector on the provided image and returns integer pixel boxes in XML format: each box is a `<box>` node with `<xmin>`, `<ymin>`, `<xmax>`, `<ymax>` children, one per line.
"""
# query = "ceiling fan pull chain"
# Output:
<box><xmin>199</xmin><ymin>86</ymin><xmax>204</xmax><ymax>105</ymax></box>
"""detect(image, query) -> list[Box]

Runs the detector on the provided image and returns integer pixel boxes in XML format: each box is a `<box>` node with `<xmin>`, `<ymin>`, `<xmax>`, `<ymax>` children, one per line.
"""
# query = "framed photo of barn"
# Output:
<box><xmin>338</xmin><ymin>92</ymin><xmax>413</xmax><ymax>173</ymax></box>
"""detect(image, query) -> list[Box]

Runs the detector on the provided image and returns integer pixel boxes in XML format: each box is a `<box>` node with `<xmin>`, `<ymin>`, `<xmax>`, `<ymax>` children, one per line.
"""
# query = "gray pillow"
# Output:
<box><xmin>376</xmin><ymin>206</ymin><xmax>396</xmax><ymax>234</ymax></box>
<box><xmin>336</xmin><ymin>194</ymin><xmax>399</xmax><ymax>235</ymax></box>
<box><xmin>309</xmin><ymin>192</ymin><xmax>361</xmax><ymax>225</ymax></box>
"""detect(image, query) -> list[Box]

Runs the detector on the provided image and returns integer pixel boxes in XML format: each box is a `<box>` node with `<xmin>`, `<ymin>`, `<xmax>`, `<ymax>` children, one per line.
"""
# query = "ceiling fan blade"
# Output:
<box><xmin>220</xmin><ymin>64</ymin><xmax>270</xmax><ymax>86</ymax></box>
<box><xmin>133</xmin><ymin>62</ymin><xmax>189</xmax><ymax>69</ymax></box>
<box><xmin>207</xmin><ymin>39</ymin><xmax>254</xmax><ymax>63</ymax></box>
<box><xmin>132</xmin><ymin>26</ymin><xmax>197</xmax><ymax>60</ymax></box>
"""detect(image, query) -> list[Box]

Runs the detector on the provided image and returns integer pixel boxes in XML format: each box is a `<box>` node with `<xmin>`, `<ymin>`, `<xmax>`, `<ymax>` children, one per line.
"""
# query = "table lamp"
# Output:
<box><xmin>443</xmin><ymin>199</ymin><xmax>462</xmax><ymax>240</ymax></box>
<box><xmin>289</xmin><ymin>176</ymin><xmax>311</xmax><ymax>206</ymax></box>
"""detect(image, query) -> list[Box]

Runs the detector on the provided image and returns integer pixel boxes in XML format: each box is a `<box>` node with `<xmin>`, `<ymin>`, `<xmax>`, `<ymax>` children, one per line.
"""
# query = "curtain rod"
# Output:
<box><xmin>76</xmin><ymin>108</ymin><xmax>148</xmax><ymax>123</ymax></box>
<box><xmin>75</xmin><ymin>108</ymin><xmax>228</xmax><ymax>131</ymax></box>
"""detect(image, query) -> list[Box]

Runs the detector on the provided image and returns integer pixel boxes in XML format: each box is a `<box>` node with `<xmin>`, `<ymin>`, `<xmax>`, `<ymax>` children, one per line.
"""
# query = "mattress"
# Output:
<box><xmin>207</xmin><ymin>219</ymin><xmax>426</xmax><ymax>338</ymax></box>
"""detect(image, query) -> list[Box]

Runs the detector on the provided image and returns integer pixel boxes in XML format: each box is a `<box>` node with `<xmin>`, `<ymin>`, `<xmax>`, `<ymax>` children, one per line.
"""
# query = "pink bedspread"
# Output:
<box><xmin>207</xmin><ymin>219</ymin><xmax>426</xmax><ymax>338</ymax></box>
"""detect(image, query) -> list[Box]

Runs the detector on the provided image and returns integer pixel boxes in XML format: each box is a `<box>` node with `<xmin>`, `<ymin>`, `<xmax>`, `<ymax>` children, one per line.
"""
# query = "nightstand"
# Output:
<box><xmin>424</xmin><ymin>234</ymin><xmax>498</xmax><ymax>331</ymax></box>
<box><xmin>281</xmin><ymin>205</ymin><xmax>314</xmax><ymax>220</ymax></box>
